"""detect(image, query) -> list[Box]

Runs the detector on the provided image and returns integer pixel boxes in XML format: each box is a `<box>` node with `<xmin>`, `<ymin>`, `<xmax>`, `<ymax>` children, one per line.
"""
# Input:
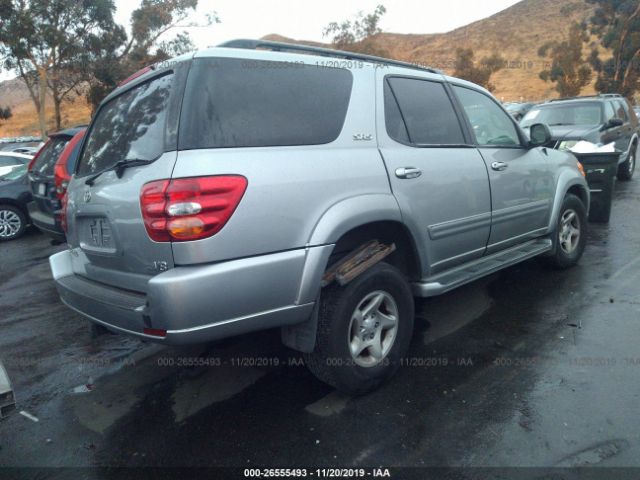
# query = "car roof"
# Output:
<box><xmin>535</xmin><ymin>99</ymin><xmax>603</xmax><ymax>108</ymax></box>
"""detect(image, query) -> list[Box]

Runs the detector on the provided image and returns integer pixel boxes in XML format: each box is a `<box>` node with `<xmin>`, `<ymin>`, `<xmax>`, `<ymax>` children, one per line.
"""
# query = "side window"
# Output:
<box><xmin>453</xmin><ymin>86</ymin><xmax>520</xmax><ymax>147</ymax></box>
<box><xmin>385</xmin><ymin>77</ymin><xmax>465</xmax><ymax>145</ymax></box>
<box><xmin>383</xmin><ymin>81</ymin><xmax>410</xmax><ymax>143</ymax></box>
<box><xmin>0</xmin><ymin>157</ymin><xmax>18</xmax><ymax>167</ymax></box>
<box><xmin>179</xmin><ymin>59</ymin><xmax>353</xmax><ymax>150</ymax></box>
<box><xmin>604</xmin><ymin>102</ymin><xmax>616</xmax><ymax>122</ymax></box>
<box><xmin>613</xmin><ymin>100</ymin><xmax>628</xmax><ymax>121</ymax></box>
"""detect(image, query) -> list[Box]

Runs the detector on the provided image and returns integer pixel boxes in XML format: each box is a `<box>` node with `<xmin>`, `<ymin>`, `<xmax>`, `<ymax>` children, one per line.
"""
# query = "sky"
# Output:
<box><xmin>1</xmin><ymin>0</ymin><xmax>521</xmax><ymax>81</ymax></box>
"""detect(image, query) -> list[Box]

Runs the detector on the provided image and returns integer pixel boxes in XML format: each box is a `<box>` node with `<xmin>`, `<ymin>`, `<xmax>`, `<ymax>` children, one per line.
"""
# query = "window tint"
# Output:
<box><xmin>31</xmin><ymin>137</ymin><xmax>69</xmax><ymax>176</ymax></box>
<box><xmin>77</xmin><ymin>73</ymin><xmax>173</xmax><ymax>176</ymax></box>
<box><xmin>453</xmin><ymin>86</ymin><xmax>520</xmax><ymax>146</ymax></box>
<box><xmin>604</xmin><ymin>102</ymin><xmax>616</xmax><ymax>122</ymax></box>
<box><xmin>613</xmin><ymin>100</ymin><xmax>628</xmax><ymax>121</ymax></box>
<box><xmin>385</xmin><ymin>77</ymin><xmax>464</xmax><ymax>145</ymax></box>
<box><xmin>384</xmin><ymin>81</ymin><xmax>410</xmax><ymax>143</ymax></box>
<box><xmin>179</xmin><ymin>58</ymin><xmax>353</xmax><ymax>149</ymax></box>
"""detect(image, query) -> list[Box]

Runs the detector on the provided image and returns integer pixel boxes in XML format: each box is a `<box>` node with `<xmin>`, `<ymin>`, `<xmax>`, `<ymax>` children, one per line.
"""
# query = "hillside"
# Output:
<box><xmin>266</xmin><ymin>0</ymin><xmax>596</xmax><ymax>101</ymax></box>
<box><xmin>0</xmin><ymin>0</ymin><xmax>596</xmax><ymax>136</ymax></box>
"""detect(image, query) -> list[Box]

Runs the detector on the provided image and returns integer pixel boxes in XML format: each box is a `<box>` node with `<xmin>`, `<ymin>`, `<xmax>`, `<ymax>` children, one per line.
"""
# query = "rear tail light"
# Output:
<box><xmin>140</xmin><ymin>176</ymin><xmax>248</xmax><ymax>242</ymax></box>
<box><xmin>54</xmin><ymin>162</ymin><xmax>69</xmax><ymax>199</ymax></box>
<box><xmin>60</xmin><ymin>192</ymin><xmax>68</xmax><ymax>234</ymax></box>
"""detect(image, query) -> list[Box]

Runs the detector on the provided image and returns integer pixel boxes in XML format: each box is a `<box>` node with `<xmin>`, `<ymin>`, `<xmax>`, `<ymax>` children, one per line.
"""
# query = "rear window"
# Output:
<box><xmin>77</xmin><ymin>73</ymin><xmax>174</xmax><ymax>176</ymax></box>
<box><xmin>31</xmin><ymin>138</ymin><xmax>69</xmax><ymax>176</ymax></box>
<box><xmin>179</xmin><ymin>58</ymin><xmax>353</xmax><ymax>149</ymax></box>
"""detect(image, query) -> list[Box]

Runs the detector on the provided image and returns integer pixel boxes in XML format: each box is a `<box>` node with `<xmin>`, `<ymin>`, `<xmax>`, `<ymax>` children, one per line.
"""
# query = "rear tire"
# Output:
<box><xmin>304</xmin><ymin>262</ymin><xmax>414</xmax><ymax>395</ymax></box>
<box><xmin>547</xmin><ymin>194</ymin><xmax>587</xmax><ymax>269</ymax></box>
<box><xmin>617</xmin><ymin>143</ymin><xmax>636</xmax><ymax>181</ymax></box>
<box><xmin>0</xmin><ymin>205</ymin><xmax>27</xmax><ymax>241</ymax></box>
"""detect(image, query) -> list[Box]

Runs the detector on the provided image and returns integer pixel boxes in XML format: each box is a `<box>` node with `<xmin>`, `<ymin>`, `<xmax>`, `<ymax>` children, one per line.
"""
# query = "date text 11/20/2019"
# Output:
<box><xmin>243</xmin><ymin>468</ymin><xmax>392</xmax><ymax>478</ymax></box>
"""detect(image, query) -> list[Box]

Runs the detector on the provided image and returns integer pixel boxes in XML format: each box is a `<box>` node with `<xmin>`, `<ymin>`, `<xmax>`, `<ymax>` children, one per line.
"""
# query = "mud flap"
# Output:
<box><xmin>281</xmin><ymin>296</ymin><xmax>320</xmax><ymax>353</ymax></box>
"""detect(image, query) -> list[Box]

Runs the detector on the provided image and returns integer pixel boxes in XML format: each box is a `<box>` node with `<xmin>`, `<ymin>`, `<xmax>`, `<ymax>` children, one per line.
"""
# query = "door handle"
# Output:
<box><xmin>491</xmin><ymin>161</ymin><xmax>508</xmax><ymax>171</ymax></box>
<box><xmin>395</xmin><ymin>167</ymin><xmax>422</xmax><ymax>179</ymax></box>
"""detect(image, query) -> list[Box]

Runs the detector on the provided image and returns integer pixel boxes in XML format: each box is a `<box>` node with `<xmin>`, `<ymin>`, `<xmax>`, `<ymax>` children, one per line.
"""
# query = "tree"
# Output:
<box><xmin>538</xmin><ymin>23</ymin><xmax>592</xmax><ymax>97</ymax></box>
<box><xmin>453</xmin><ymin>48</ymin><xmax>505</xmax><ymax>92</ymax></box>
<box><xmin>86</xmin><ymin>0</ymin><xmax>217</xmax><ymax>111</ymax></box>
<box><xmin>587</xmin><ymin>0</ymin><xmax>640</xmax><ymax>97</ymax></box>
<box><xmin>323</xmin><ymin>5</ymin><xmax>388</xmax><ymax>57</ymax></box>
<box><xmin>0</xmin><ymin>0</ymin><xmax>117</xmax><ymax>137</ymax></box>
<box><xmin>0</xmin><ymin>105</ymin><xmax>11</xmax><ymax>125</ymax></box>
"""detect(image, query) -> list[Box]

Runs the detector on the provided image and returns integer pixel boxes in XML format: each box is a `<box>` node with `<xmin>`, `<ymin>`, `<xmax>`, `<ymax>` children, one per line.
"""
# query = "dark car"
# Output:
<box><xmin>504</xmin><ymin>102</ymin><xmax>535</xmax><ymax>121</ymax></box>
<box><xmin>27</xmin><ymin>127</ymin><xmax>86</xmax><ymax>242</ymax></box>
<box><xmin>520</xmin><ymin>94</ymin><xmax>639</xmax><ymax>180</ymax></box>
<box><xmin>0</xmin><ymin>164</ymin><xmax>32</xmax><ymax>241</ymax></box>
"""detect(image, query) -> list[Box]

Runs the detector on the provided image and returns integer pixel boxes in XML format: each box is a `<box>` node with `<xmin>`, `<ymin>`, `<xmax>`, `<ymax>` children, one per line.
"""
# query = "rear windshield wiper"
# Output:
<box><xmin>85</xmin><ymin>158</ymin><xmax>154</xmax><ymax>186</ymax></box>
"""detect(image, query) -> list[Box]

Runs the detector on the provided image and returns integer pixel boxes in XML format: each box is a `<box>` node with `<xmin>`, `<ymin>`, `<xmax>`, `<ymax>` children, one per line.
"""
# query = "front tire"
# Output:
<box><xmin>0</xmin><ymin>205</ymin><xmax>27</xmax><ymax>241</ymax></box>
<box><xmin>304</xmin><ymin>262</ymin><xmax>414</xmax><ymax>395</ymax></box>
<box><xmin>617</xmin><ymin>143</ymin><xmax>636</xmax><ymax>181</ymax></box>
<box><xmin>548</xmin><ymin>194</ymin><xmax>587</xmax><ymax>269</ymax></box>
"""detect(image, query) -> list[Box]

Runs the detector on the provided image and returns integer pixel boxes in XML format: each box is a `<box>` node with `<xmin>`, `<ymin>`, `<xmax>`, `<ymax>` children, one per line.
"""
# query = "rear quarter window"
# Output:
<box><xmin>179</xmin><ymin>58</ymin><xmax>353</xmax><ymax>149</ymax></box>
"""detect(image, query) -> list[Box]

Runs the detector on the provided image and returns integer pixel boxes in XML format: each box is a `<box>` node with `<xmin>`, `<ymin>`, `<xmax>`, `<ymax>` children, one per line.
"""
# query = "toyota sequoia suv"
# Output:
<box><xmin>50</xmin><ymin>40</ymin><xmax>590</xmax><ymax>394</ymax></box>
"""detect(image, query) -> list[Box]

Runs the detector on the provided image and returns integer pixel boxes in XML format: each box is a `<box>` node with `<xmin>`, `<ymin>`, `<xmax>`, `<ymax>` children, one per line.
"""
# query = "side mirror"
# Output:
<box><xmin>602</xmin><ymin>118</ymin><xmax>624</xmax><ymax>130</ymax></box>
<box><xmin>529</xmin><ymin>123</ymin><xmax>552</xmax><ymax>148</ymax></box>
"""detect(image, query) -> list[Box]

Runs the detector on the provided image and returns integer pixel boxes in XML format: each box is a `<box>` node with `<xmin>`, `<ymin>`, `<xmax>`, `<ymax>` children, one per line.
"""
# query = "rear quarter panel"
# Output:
<box><xmin>171</xmin><ymin>57</ymin><xmax>394</xmax><ymax>265</ymax></box>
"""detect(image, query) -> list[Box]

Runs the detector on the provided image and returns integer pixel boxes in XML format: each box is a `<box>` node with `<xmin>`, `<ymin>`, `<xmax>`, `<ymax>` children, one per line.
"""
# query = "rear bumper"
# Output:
<box><xmin>50</xmin><ymin>246</ymin><xmax>332</xmax><ymax>345</ymax></box>
<box><xmin>27</xmin><ymin>201</ymin><xmax>65</xmax><ymax>242</ymax></box>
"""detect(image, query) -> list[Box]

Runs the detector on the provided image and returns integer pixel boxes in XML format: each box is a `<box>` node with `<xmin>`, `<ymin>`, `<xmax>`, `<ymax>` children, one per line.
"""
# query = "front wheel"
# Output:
<box><xmin>547</xmin><ymin>194</ymin><xmax>587</xmax><ymax>269</ymax></box>
<box><xmin>617</xmin><ymin>143</ymin><xmax>636</xmax><ymax>181</ymax></box>
<box><xmin>0</xmin><ymin>205</ymin><xmax>27</xmax><ymax>241</ymax></box>
<box><xmin>304</xmin><ymin>262</ymin><xmax>414</xmax><ymax>395</ymax></box>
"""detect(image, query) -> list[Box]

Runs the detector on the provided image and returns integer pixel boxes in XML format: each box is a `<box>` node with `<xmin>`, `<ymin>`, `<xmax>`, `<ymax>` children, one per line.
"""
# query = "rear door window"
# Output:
<box><xmin>31</xmin><ymin>137</ymin><xmax>69</xmax><ymax>176</ymax></box>
<box><xmin>77</xmin><ymin>73</ymin><xmax>174</xmax><ymax>176</ymax></box>
<box><xmin>179</xmin><ymin>58</ymin><xmax>353</xmax><ymax>149</ymax></box>
<box><xmin>385</xmin><ymin>77</ymin><xmax>465</xmax><ymax>145</ymax></box>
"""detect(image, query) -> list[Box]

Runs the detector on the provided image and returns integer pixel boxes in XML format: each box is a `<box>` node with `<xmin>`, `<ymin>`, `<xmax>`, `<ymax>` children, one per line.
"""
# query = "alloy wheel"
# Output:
<box><xmin>348</xmin><ymin>290</ymin><xmax>399</xmax><ymax>368</ymax></box>
<box><xmin>0</xmin><ymin>209</ymin><xmax>22</xmax><ymax>239</ymax></box>
<box><xmin>559</xmin><ymin>208</ymin><xmax>581</xmax><ymax>254</ymax></box>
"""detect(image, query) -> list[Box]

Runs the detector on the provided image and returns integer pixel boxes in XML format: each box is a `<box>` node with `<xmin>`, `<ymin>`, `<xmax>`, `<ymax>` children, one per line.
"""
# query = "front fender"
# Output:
<box><xmin>547</xmin><ymin>167</ymin><xmax>590</xmax><ymax>234</ymax></box>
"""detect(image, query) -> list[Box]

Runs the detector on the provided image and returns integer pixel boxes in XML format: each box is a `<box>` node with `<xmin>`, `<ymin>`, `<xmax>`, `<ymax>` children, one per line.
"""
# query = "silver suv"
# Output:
<box><xmin>50</xmin><ymin>40</ymin><xmax>589</xmax><ymax>394</ymax></box>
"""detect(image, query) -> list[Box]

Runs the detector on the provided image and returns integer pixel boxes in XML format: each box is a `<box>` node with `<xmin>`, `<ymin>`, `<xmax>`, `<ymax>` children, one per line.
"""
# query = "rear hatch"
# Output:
<box><xmin>29</xmin><ymin>135</ymin><xmax>72</xmax><ymax>218</ymax></box>
<box><xmin>67</xmin><ymin>63</ymin><xmax>188</xmax><ymax>293</ymax></box>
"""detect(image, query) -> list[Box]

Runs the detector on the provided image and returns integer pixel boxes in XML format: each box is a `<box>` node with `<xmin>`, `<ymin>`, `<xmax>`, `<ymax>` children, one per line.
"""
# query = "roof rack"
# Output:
<box><xmin>217</xmin><ymin>39</ymin><xmax>442</xmax><ymax>75</ymax></box>
<box><xmin>548</xmin><ymin>93</ymin><xmax>623</xmax><ymax>102</ymax></box>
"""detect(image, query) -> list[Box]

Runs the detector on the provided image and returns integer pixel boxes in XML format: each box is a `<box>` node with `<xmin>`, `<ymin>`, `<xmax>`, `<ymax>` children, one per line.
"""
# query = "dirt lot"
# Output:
<box><xmin>1</xmin><ymin>179</ymin><xmax>640</xmax><ymax>478</ymax></box>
